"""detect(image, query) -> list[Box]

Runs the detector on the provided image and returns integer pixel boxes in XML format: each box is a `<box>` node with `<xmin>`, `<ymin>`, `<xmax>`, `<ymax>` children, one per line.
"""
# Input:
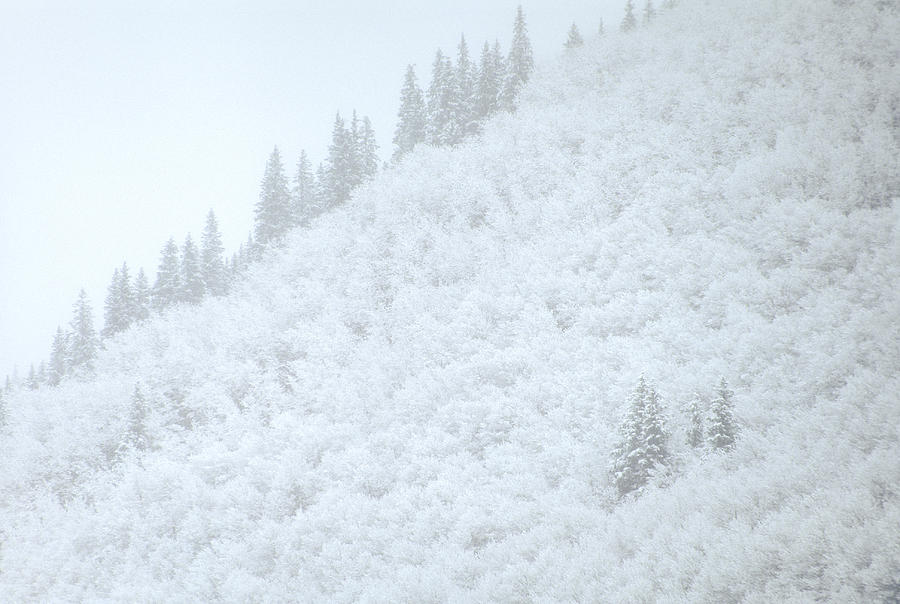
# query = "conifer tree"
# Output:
<box><xmin>103</xmin><ymin>267</ymin><xmax>124</xmax><ymax>338</ymax></box>
<box><xmin>152</xmin><ymin>238</ymin><xmax>181</xmax><ymax>311</ymax></box>
<box><xmin>358</xmin><ymin>116</ymin><xmax>379</xmax><ymax>180</ymax></box>
<box><xmin>599</xmin><ymin>18</ymin><xmax>605</xmax><ymax>36</ymax></box>
<box><xmin>292</xmin><ymin>150</ymin><xmax>317</xmax><ymax>225</ymax></box>
<box><xmin>255</xmin><ymin>147</ymin><xmax>293</xmax><ymax>245</ymax></box>
<box><xmin>68</xmin><ymin>289</ymin><xmax>98</xmax><ymax>372</ymax></box>
<box><xmin>324</xmin><ymin>113</ymin><xmax>354</xmax><ymax>207</ymax></box>
<box><xmin>565</xmin><ymin>23</ymin><xmax>584</xmax><ymax>49</ymax></box>
<box><xmin>48</xmin><ymin>326</ymin><xmax>68</xmax><ymax>386</ymax></box>
<box><xmin>392</xmin><ymin>65</ymin><xmax>427</xmax><ymax>162</ymax></box>
<box><xmin>314</xmin><ymin>163</ymin><xmax>328</xmax><ymax>210</ymax></box>
<box><xmin>609</xmin><ymin>376</ymin><xmax>671</xmax><ymax>497</ymax></box>
<box><xmin>200</xmin><ymin>210</ymin><xmax>227</xmax><ymax>297</ymax></box>
<box><xmin>643</xmin><ymin>0</ymin><xmax>656</xmax><ymax>24</ymax></box>
<box><xmin>37</xmin><ymin>361</ymin><xmax>47</xmax><ymax>386</ymax></box>
<box><xmin>455</xmin><ymin>35</ymin><xmax>477</xmax><ymax>139</ymax></box>
<box><xmin>347</xmin><ymin>110</ymin><xmax>363</xmax><ymax>190</ymax></box>
<box><xmin>26</xmin><ymin>364</ymin><xmax>38</xmax><ymax>390</ymax></box>
<box><xmin>501</xmin><ymin>6</ymin><xmax>534</xmax><ymax>111</ymax></box>
<box><xmin>133</xmin><ymin>268</ymin><xmax>150</xmax><ymax>322</ymax></box>
<box><xmin>621</xmin><ymin>0</ymin><xmax>637</xmax><ymax>31</ymax></box>
<box><xmin>684</xmin><ymin>393</ymin><xmax>704</xmax><ymax>449</ymax></box>
<box><xmin>708</xmin><ymin>378</ymin><xmax>738</xmax><ymax>451</ymax></box>
<box><xmin>474</xmin><ymin>41</ymin><xmax>502</xmax><ymax>123</ymax></box>
<box><xmin>121</xmin><ymin>384</ymin><xmax>149</xmax><ymax>453</ymax></box>
<box><xmin>180</xmin><ymin>233</ymin><xmax>204</xmax><ymax>304</ymax></box>
<box><xmin>426</xmin><ymin>49</ymin><xmax>457</xmax><ymax>146</ymax></box>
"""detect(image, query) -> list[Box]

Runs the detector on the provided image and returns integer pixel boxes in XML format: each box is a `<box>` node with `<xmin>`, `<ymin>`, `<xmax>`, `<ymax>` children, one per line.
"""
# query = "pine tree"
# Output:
<box><xmin>621</xmin><ymin>0</ymin><xmax>637</xmax><ymax>31</ymax></box>
<box><xmin>455</xmin><ymin>35</ymin><xmax>477</xmax><ymax>139</ymax></box>
<box><xmin>347</xmin><ymin>110</ymin><xmax>363</xmax><ymax>190</ymax></box>
<box><xmin>565</xmin><ymin>23</ymin><xmax>584</xmax><ymax>49</ymax></box>
<box><xmin>684</xmin><ymin>393</ymin><xmax>705</xmax><ymax>449</ymax></box>
<box><xmin>121</xmin><ymin>384</ymin><xmax>149</xmax><ymax>453</ymax></box>
<box><xmin>48</xmin><ymin>326</ymin><xmax>68</xmax><ymax>386</ymax></box>
<box><xmin>392</xmin><ymin>65</ymin><xmax>426</xmax><ymax>162</ymax></box>
<box><xmin>255</xmin><ymin>147</ymin><xmax>293</xmax><ymax>245</ymax></box>
<box><xmin>643</xmin><ymin>0</ymin><xmax>656</xmax><ymax>24</ymax></box>
<box><xmin>314</xmin><ymin>163</ymin><xmax>328</xmax><ymax>210</ymax></box>
<box><xmin>200</xmin><ymin>210</ymin><xmax>227</xmax><ymax>297</ymax></box>
<box><xmin>707</xmin><ymin>378</ymin><xmax>738</xmax><ymax>452</ymax></box>
<box><xmin>26</xmin><ymin>364</ymin><xmax>38</xmax><ymax>390</ymax></box>
<box><xmin>474</xmin><ymin>41</ymin><xmax>502</xmax><ymax>123</ymax></box>
<box><xmin>599</xmin><ymin>18</ymin><xmax>605</xmax><ymax>36</ymax></box>
<box><xmin>37</xmin><ymin>361</ymin><xmax>47</xmax><ymax>386</ymax></box>
<box><xmin>426</xmin><ymin>49</ymin><xmax>458</xmax><ymax>146</ymax></box>
<box><xmin>152</xmin><ymin>238</ymin><xmax>181</xmax><ymax>311</ymax></box>
<box><xmin>324</xmin><ymin>113</ymin><xmax>354</xmax><ymax>207</ymax></box>
<box><xmin>501</xmin><ymin>6</ymin><xmax>534</xmax><ymax>111</ymax></box>
<box><xmin>102</xmin><ymin>267</ymin><xmax>124</xmax><ymax>338</ymax></box>
<box><xmin>68</xmin><ymin>289</ymin><xmax>98</xmax><ymax>372</ymax></box>
<box><xmin>292</xmin><ymin>150</ymin><xmax>317</xmax><ymax>225</ymax></box>
<box><xmin>180</xmin><ymin>233</ymin><xmax>204</xmax><ymax>304</ymax></box>
<box><xmin>609</xmin><ymin>376</ymin><xmax>671</xmax><ymax>497</ymax></box>
<box><xmin>133</xmin><ymin>268</ymin><xmax>150</xmax><ymax>322</ymax></box>
<box><xmin>358</xmin><ymin>116</ymin><xmax>379</xmax><ymax>180</ymax></box>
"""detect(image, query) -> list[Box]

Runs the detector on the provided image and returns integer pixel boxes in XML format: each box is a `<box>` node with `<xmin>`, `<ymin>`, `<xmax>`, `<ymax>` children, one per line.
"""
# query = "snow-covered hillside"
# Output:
<box><xmin>2</xmin><ymin>0</ymin><xmax>899</xmax><ymax>600</ymax></box>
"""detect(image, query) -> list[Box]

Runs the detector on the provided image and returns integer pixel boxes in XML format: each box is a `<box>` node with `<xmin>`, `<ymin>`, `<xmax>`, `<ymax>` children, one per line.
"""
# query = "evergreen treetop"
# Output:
<box><xmin>392</xmin><ymin>65</ymin><xmax>427</xmax><ymax>163</ymax></box>
<box><xmin>254</xmin><ymin>147</ymin><xmax>292</xmax><ymax>245</ymax></box>
<box><xmin>565</xmin><ymin>23</ymin><xmax>585</xmax><ymax>49</ymax></box>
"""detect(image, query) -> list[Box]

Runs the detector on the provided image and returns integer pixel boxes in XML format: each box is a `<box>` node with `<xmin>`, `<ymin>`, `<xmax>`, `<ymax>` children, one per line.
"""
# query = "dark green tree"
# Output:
<box><xmin>201</xmin><ymin>210</ymin><xmax>228</xmax><ymax>297</ymax></box>
<box><xmin>392</xmin><ymin>65</ymin><xmax>427</xmax><ymax>162</ymax></box>
<box><xmin>133</xmin><ymin>268</ymin><xmax>151</xmax><ymax>322</ymax></box>
<box><xmin>324</xmin><ymin>113</ymin><xmax>354</xmax><ymax>207</ymax></box>
<box><xmin>609</xmin><ymin>376</ymin><xmax>671</xmax><ymax>497</ymax></box>
<box><xmin>621</xmin><ymin>0</ymin><xmax>637</xmax><ymax>31</ymax></box>
<box><xmin>292</xmin><ymin>150</ymin><xmax>318</xmax><ymax>225</ymax></box>
<box><xmin>500</xmin><ymin>6</ymin><xmax>534</xmax><ymax>111</ymax></box>
<box><xmin>254</xmin><ymin>147</ymin><xmax>292</xmax><ymax>245</ymax></box>
<box><xmin>48</xmin><ymin>326</ymin><xmax>68</xmax><ymax>386</ymax></box>
<box><xmin>68</xmin><ymin>289</ymin><xmax>98</xmax><ymax>372</ymax></box>
<box><xmin>474</xmin><ymin>41</ymin><xmax>502</xmax><ymax>123</ymax></box>
<box><xmin>708</xmin><ymin>378</ymin><xmax>738</xmax><ymax>451</ymax></box>
<box><xmin>426</xmin><ymin>49</ymin><xmax>458</xmax><ymax>146</ymax></box>
<box><xmin>455</xmin><ymin>35</ymin><xmax>477</xmax><ymax>139</ymax></box>
<box><xmin>565</xmin><ymin>23</ymin><xmax>584</xmax><ymax>49</ymax></box>
<box><xmin>180</xmin><ymin>233</ymin><xmax>204</xmax><ymax>304</ymax></box>
<box><xmin>152</xmin><ymin>238</ymin><xmax>181</xmax><ymax>311</ymax></box>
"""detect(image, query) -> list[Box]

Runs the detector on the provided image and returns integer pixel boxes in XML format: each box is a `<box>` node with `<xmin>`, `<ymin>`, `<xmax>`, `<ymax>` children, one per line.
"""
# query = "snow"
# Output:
<box><xmin>1</xmin><ymin>0</ymin><xmax>898</xmax><ymax>600</ymax></box>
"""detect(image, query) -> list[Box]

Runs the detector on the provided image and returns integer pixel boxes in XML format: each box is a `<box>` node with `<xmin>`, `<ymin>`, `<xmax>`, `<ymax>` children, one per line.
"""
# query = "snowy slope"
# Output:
<box><xmin>2</xmin><ymin>0</ymin><xmax>899</xmax><ymax>601</ymax></box>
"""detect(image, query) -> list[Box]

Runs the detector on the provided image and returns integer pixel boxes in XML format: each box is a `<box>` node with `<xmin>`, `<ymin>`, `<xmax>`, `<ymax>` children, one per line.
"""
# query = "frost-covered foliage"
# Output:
<box><xmin>1</xmin><ymin>0</ymin><xmax>899</xmax><ymax>600</ymax></box>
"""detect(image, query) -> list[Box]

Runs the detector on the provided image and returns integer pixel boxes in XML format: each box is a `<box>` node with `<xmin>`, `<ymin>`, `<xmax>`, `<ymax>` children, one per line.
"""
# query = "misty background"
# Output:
<box><xmin>0</xmin><ymin>0</ymin><xmax>616</xmax><ymax>376</ymax></box>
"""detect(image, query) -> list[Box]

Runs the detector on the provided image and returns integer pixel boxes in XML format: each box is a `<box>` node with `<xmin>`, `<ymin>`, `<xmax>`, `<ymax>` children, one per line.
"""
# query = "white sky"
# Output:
<box><xmin>0</xmin><ymin>0</ymin><xmax>620</xmax><ymax>378</ymax></box>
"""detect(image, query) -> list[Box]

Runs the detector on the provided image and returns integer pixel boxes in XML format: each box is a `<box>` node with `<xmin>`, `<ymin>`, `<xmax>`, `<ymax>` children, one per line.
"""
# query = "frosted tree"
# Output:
<box><xmin>102</xmin><ymin>267</ymin><xmax>124</xmax><ymax>338</ymax></box>
<box><xmin>133</xmin><ymin>268</ymin><xmax>150</xmax><ymax>322</ymax></box>
<box><xmin>474</xmin><ymin>41</ymin><xmax>503</xmax><ymax>123</ymax></box>
<box><xmin>684</xmin><ymin>393</ymin><xmax>705</xmax><ymax>449</ymax></box>
<box><xmin>103</xmin><ymin>263</ymin><xmax>135</xmax><ymax>338</ymax></box>
<box><xmin>68</xmin><ymin>289</ymin><xmax>98</xmax><ymax>372</ymax></box>
<box><xmin>621</xmin><ymin>0</ymin><xmax>637</xmax><ymax>31</ymax></box>
<box><xmin>201</xmin><ymin>210</ymin><xmax>228</xmax><ymax>297</ymax></box>
<box><xmin>120</xmin><ymin>384</ymin><xmax>150</xmax><ymax>453</ymax></box>
<box><xmin>455</xmin><ymin>35</ymin><xmax>477</xmax><ymax>139</ymax></box>
<box><xmin>314</xmin><ymin>163</ymin><xmax>328</xmax><ymax>210</ymax></box>
<box><xmin>598</xmin><ymin>18</ymin><xmax>605</xmax><ymax>36</ymax></box>
<box><xmin>643</xmin><ymin>0</ymin><xmax>656</xmax><ymax>24</ymax></box>
<box><xmin>426</xmin><ymin>49</ymin><xmax>458</xmax><ymax>146</ymax></box>
<box><xmin>347</xmin><ymin>111</ymin><xmax>363</xmax><ymax>190</ymax></box>
<box><xmin>357</xmin><ymin>116</ymin><xmax>379</xmax><ymax>180</ymax></box>
<box><xmin>565</xmin><ymin>24</ymin><xmax>584</xmax><ymax>49</ymax></box>
<box><xmin>26</xmin><ymin>364</ymin><xmax>38</xmax><ymax>390</ymax></box>
<box><xmin>37</xmin><ymin>361</ymin><xmax>47</xmax><ymax>386</ymax></box>
<box><xmin>292</xmin><ymin>150</ymin><xmax>317</xmax><ymax>224</ymax></box>
<box><xmin>392</xmin><ymin>65</ymin><xmax>426</xmax><ymax>162</ymax></box>
<box><xmin>180</xmin><ymin>234</ymin><xmax>204</xmax><ymax>304</ymax></box>
<box><xmin>609</xmin><ymin>376</ymin><xmax>671</xmax><ymax>497</ymax></box>
<box><xmin>48</xmin><ymin>326</ymin><xmax>68</xmax><ymax>386</ymax></box>
<box><xmin>708</xmin><ymin>378</ymin><xmax>738</xmax><ymax>451</ymax></box>
<box><xmin>152</xmin><ymin>237</ymin><xmax>181</xmax><ymax>311</ymax></box>
<box><xmin>500</xmin><ymin>6</ymin><xmax>534</xmax><ymax>112</ymax></box>
<box><xmin>325</xmin><ymin>113</ymin><xmax>354</xmax><ymax>207</ymax></box>
<box><xmin>255</xmin><ymin>147</ymin><xmax>293</xmax><ymax>245</ymax></box>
